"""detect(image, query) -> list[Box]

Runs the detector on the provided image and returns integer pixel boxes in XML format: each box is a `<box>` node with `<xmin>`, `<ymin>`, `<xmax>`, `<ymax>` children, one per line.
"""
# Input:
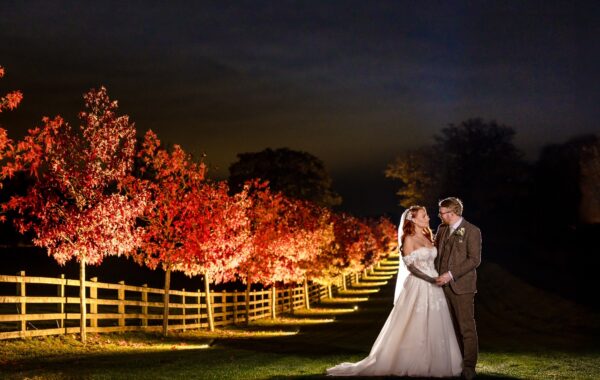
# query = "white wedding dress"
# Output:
<box><xmin>327</xmin><ymin>247</ymin><xmax>462</xmax><ymax>377</ymax></box>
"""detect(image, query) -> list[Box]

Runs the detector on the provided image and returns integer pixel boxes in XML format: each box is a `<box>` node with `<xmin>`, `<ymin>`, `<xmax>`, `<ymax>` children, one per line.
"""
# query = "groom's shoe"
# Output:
<box><xmin>462</xmin><ymin>367</ymin><xmax>476</xmax><ymax>380</ymax></box>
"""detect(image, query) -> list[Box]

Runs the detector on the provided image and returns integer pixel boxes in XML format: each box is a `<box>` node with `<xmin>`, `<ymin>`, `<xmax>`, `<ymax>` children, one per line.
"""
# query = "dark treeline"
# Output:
<box><xmin>386</xmin><ymin>118</ymin><xmax>600</xmax><ymax>309</ymax></box>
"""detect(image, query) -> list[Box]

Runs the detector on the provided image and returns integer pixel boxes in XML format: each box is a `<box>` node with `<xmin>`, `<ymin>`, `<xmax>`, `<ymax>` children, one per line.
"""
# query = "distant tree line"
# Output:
<box><xmin>385</xmin><ymin>118</ymin><xmax>600</xmax><ymax>270</ymax></box>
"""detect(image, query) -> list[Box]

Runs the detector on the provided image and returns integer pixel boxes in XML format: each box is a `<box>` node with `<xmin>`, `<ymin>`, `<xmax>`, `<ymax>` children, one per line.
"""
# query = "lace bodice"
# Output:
<box><xmin>402</xmin><ymin>246</ymin><xmax>438</xmax><ymax>276</ymax></box>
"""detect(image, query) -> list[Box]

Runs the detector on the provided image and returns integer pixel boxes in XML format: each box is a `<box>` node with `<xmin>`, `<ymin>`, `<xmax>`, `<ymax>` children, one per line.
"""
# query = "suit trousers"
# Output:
<box><xmin>443</xmin><ymin>287</ymin><xmax>478</xmax><ymax>369</ymax></box>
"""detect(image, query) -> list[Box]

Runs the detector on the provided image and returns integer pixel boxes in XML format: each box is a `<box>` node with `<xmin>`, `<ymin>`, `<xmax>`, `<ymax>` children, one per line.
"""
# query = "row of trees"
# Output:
<box><xmin>0</xmin><ymin>67</ymin><xmax>397</xmax><ymax>342</ymax></box>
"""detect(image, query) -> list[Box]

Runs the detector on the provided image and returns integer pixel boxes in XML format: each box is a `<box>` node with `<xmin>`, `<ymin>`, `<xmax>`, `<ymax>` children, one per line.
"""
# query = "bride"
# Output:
<box><xmin>327</xmin><ymin>206</ymin><xmax>462</xmax><ymax>377</ymax></box>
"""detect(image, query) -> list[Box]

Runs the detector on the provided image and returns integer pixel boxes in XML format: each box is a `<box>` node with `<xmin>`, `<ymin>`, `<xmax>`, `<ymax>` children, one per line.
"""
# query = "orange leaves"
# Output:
<box><xmin>0</xmin><ymin>71</ymin><xmax>386</xmax><ymax>285</ymax></box>
<box><xmin>0</xmin><ymin>66</ymin><xmax>21</xmax><ymax>189</ymax></box>
<box><xmin>4</xmin><ymin>86</ymin><xmax>145</xmax><ymax>266</ymax></box>
<box><xmin>0</xmin><ymin>66</ymin><xmax>23</xmax><ymax>113</ymax></box>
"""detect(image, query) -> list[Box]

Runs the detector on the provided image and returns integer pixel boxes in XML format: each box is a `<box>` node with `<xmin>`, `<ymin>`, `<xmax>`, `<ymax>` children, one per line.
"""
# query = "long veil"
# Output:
<box><xmin>393</xmin><ymin>209</ymin><xmax>411</xmax><ymax>305</ymax></box>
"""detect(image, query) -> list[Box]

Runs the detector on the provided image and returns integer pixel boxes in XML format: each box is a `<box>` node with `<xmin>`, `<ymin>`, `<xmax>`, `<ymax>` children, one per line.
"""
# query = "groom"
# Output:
<box><xmin>434</xmin><ymin>197</ymin><xmax>481</xmax><ymax>380</ymax></box>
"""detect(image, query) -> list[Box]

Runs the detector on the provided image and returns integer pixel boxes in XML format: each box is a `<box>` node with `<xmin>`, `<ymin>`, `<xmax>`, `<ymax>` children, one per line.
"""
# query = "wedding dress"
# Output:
<box><xmin>326</xmin><ymin>246</ymin><xmax>462</xmax><ymax>377</ymax></box>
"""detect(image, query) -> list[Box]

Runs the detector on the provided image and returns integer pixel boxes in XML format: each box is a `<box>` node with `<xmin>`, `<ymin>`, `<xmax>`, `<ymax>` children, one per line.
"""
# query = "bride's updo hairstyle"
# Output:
<box><xmin>401</xmin><ymin>205</ymin><xmax>434</xmax><ymax>253</ymax></box>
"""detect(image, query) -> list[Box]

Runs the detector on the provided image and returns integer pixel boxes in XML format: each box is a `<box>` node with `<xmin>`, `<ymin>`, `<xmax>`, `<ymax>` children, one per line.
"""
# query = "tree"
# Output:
<box><xmin>228</xmin><ymin>148</ymin><xmax>342</xmax><ymax>208</ymax></box>
<box><xmin>386</xmin><ymin>119</ymin><xmax>529</xmax><ymax>223</ymax></box>
<box><xmin>309</xmin><ymin>213</ymin><xmax>375</xmax><ymax>297</ymax></box>
<box><xmin>176</xmin><ymin>180</ymin><xmax>251</xmax><ymax>331</ymax></box>
<box><xmin>0</xmin><ymin>66</ymin><xmax>23</xmax><ymax>114</ymax></box>
<box><xmin>4</xmin><ymin>87</ymin><xmax>146</xmax><ymax>343</ymax></box>
<box><xmin>128</xmin><ymin>129</ymin><xmax>206</xmax><ymax>336</ymax></box>
<box><xmin>385</xmin><ymin>147</ymin><xmax>437</xmax><ymax>208</ymax></box>
<box><xmin>0</xmin><ymin>66</ymin><xmax>23</xmax><ymax>190</ymax></box>
<box><xmin>284</xmin><ymin>199</ymin><xmax>335</xmax><ymax>310</ymax></box>
<box><xmin>369</xmin><ymin>217</ymin><xmax>398</xmax><ymax>257</ymax></box>
<box><xmin>533</xmin><ymin>135</ymin><xmax>600</xmax><ymax>229</ymax></box>
<box><xmin>234</xmin><ymin>181</ymin><xmax>308</xmax><ymax>321</ymax></box>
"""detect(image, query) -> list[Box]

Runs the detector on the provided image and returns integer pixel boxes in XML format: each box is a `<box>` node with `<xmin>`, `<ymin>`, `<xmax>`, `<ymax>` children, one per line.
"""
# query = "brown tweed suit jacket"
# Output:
<box><xmin>435</xmin><ymin>219</ymin><xmax>482</xmax><ymax>294</ymax></box>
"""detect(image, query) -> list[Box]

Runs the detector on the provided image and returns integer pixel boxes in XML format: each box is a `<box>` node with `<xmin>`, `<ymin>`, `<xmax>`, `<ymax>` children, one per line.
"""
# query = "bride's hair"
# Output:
<box><xmin>401</xmin><ymin>205</ymin><xmax>434</xmax><ymax>253</ymax></box>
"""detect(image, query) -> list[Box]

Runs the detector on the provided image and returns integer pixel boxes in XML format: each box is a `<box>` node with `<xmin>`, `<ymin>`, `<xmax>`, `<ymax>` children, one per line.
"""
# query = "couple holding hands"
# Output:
<box><xmin>328</xmin><ymin>197</ymin><xmax>481</xmax><ymax>379</ymax></box>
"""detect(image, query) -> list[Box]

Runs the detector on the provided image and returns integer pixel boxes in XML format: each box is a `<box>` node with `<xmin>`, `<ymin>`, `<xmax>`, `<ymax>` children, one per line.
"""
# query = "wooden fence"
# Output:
<box><xmin>0</xmin><ymin>257</ymin><xmax>399</xmax><ymax>340</ymax></box>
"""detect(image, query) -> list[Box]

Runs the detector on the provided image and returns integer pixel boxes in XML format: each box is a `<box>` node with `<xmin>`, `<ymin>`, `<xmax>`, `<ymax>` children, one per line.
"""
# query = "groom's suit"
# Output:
<box><xmin>435</xmin><ymin>218</ymin><xmax>481</xmax><ymax>373</ymax></box>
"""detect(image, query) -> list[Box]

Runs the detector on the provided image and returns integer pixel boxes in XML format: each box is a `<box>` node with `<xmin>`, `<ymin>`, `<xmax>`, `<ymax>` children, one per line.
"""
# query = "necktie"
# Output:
<box><xmin>445</xmin><ymin>227</ymin><xmax>454</xmax><ymax>242</ymax></box>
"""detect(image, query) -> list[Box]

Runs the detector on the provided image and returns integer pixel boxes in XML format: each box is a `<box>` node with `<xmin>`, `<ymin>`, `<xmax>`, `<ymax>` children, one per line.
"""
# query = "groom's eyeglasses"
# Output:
<box><xmin>438</xmin><ymin>211</ymin><xmax>453</xmax><ymax>217</ymax></box>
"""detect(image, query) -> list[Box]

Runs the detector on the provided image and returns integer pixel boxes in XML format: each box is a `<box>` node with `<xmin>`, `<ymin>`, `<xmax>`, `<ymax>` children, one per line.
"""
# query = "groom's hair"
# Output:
<box><xmin>438</xmin><ymin>197</ymin><xmax>463</xmax><ymax>216</ymax></box>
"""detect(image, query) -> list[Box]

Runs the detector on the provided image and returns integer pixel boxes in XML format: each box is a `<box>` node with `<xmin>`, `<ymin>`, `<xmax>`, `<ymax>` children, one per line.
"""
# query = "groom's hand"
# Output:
<box><xmin>435</xmin><ymin>272</ymin><xmax>452</xmax><ymax>286</ymax></box>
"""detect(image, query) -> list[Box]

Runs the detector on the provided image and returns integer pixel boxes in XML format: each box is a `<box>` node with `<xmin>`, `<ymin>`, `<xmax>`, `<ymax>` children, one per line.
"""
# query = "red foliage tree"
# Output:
<box><xmin>176</xmin><ymin>180</ymin><xmax>251</xmax><ymax>330</ymax></box>
<box><xmin>128</xmin><ymin>130</ymin><xmax>207</xmax><ymax>335</ymax></box>
<box><xmin>0</xmin><ymin>66</ymin><xmax>23</xmax><ymax>113</ymax></box>
<box><xmin>369</xmin><ymin>217</ymin><xmax>398</xmax><ymax>257</ymax></box>
<box><xmin>0</xmin><ymin>66</ymin><xmax>22</xmax><ymax>194</ymax></box>
<box><xmin>308</xmin><ymin>213</ymin><xmax>378</xmax><ymax>296</ymax></box>
<box><xmin>4</xmin><ymin>87</ymin><xmax>146</xmax><ymax>342</ymax></box>
<box><xmin>287</xmin><ymin>200</ymin><xmax>335</xmax><ymax>309</ymax></box>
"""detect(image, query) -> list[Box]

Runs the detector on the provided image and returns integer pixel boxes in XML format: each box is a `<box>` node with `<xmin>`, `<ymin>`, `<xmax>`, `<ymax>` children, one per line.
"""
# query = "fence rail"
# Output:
<box><xmin>0</xmin><ymin>256</ymin><xmax>398</xmax><ymax>340</ymax></box>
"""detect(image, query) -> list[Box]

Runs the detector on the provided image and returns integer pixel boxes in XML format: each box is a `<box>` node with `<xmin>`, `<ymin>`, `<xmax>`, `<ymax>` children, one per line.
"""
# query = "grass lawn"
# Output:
<box><xmin>1</xmin><ymin>263</ymin><xmax>598</xmax><ymax>379</ymax></box>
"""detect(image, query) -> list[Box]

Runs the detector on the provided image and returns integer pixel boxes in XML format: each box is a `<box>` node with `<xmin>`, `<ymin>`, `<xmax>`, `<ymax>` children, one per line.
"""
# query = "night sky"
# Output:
<box><xmin>1</xmin><ymin>1</ymin><xmax>598</xmax><ymax>216</ymax></box>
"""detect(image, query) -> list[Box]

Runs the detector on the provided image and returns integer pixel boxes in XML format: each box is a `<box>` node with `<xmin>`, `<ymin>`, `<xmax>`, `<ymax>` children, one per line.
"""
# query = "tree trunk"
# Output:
<box><xmin>79</xmin><ymin>258</ymin><xmax>87</xmax><ymax>344</ymax></box>
<box><xmin>303</xmin><ymin>277</ymin><xmax>310</xmax><ymax>310</ymax></box>
<box><xmin>162</xmin><ymin>268</ymin><xmax>171</xmax><ymax>337</ymax></box>
<box><xmin>204</xmin><ymin>273</ymin><xmax>214</xmax><ymax>332</ymax></box>
<box><xmin>245</xmin><ymin>281</ymin><xmax>251</xmax><ymax>325</ymax></box>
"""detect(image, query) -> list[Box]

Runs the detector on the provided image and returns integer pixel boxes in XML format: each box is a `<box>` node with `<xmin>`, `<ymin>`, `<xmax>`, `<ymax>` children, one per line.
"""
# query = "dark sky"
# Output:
<box><xmin>1</xmin><ymin>1</ymin><xmax>598</xmax><ymax>216</ymax></box>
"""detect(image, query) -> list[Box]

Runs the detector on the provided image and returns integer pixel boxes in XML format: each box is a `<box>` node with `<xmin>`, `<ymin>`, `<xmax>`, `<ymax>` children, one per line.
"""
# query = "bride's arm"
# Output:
<box><xmin>404</xmin><ymin>260</ymin><xmax>437</xmax><ymax>283</ymax></box>
<box><xmin>402</xmin><ymin>237</ymin><xmax>436</xmax><ymax>284</ymax></box>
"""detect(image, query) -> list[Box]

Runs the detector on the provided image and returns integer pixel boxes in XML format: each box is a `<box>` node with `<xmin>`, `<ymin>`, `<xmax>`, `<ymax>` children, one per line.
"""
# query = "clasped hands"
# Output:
<box><xmin>435</xmin><ymin>272</ymin><xmax>452</xmax><ymax>286</ymax></box>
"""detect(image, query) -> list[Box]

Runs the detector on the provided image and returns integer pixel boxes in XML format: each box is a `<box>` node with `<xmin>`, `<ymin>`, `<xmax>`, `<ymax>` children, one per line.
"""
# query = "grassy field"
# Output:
<box><xmin>1</xmin><ymin>262</ymin><xmax>598</xmax><ymax>379</ymax></box>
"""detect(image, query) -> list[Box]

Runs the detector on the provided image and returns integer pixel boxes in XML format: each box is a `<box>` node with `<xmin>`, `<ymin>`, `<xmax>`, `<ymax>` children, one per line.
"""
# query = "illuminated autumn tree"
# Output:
<box><xmin>4</xmin><ymin>87</ymin><xmax>146</xmax><ymax>343</ymax></box>
<box><xmin>0</xmin><ymin>66</ymin><xmax>22</xmax><ymax>194</ymax></box>
<box><xmin>176</xmin><ymin>180</ymin><xmax>251</xmax><ymax>331</ymax></box>
<box><xmin>128</xmin><ymin>130</ymin><xmax>206</xmax><ymax>336</ymax></box>
<box><xmin>234</xmin><ymin>181</ymin><xmax>303</xmax><ymax>321</ymax></box>
<box><xmin>0</xmin><ymin>66</ymin><xmax>23</xmax><ymax>113</ymax></box>
<box><xmin>289</xmin><ymin>201</ymin><xmax>335</xmax><ymax>309</ymax></box>
<box><xmin>310</xmin><ymin>213</ymin><xmax>376</xmax><ymax>297</ymax></box>
<box><xmin>365</xmin><ymin>217</ymin><xmax>398</xmax><ymax>267</ymax></box>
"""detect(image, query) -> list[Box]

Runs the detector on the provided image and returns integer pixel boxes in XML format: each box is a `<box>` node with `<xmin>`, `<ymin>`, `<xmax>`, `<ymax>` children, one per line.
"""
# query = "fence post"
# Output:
<box><xmin>233</xmin><ymin>290</ymin><xmax>238</xmax><ymax>324</ymax></box>
<box><xmin>16</xmin><ymin>271</ymin><xmax>26</xmax><ymax>336</ymax></box>
<box><xmin>118</xmin><ymin>281</ymin><xmax>125</xmax><ymax>328</ymax></box>
<box><xmin>270</xmin><ymin>286</ymin><xmax>276</xmax><ymax>319</ymax></box>
<box><xmin>142</xmin><ymin>284</ymin><xmax>148</xmax><ymax>328</ymax></box>
<box><xmin>197</xmin><ymin>288</ymin><xmax>202</xmax><ymax>328</ymax></box>
<box><xmin>59</xmin><ymin>274</ymin><xmax>65</xmax><ymax>329</ymax></box>
<box><xmin>288</xmin><ymin>287</ymin><xmax>294</xmax><ymax>314</ymax></box>
<box><xmin>182</xmin><ymin>288</ymin><xmax>186</xmax><ymax>331</ymax></box>
<box><xmin>221</xmin><ymin>290</ymin><xmax>228</xmax><ymax>325</ymax></box>
<box><xmin>303</xmin><ymin>278</ymin><xmax>310</xmax><ymax>310</ymax></box>
<box><xmin>90</xmin><ymin>277</ymin><xmax>98</xmax><ymax>329</ymax></box>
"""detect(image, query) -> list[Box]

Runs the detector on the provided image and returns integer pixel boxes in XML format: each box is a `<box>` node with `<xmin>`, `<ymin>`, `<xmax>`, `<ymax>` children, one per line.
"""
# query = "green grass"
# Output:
<box><xmin>1</xmin><ymin>263</ymin><xmax>599</xmax><ymax>379</ymax></box>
